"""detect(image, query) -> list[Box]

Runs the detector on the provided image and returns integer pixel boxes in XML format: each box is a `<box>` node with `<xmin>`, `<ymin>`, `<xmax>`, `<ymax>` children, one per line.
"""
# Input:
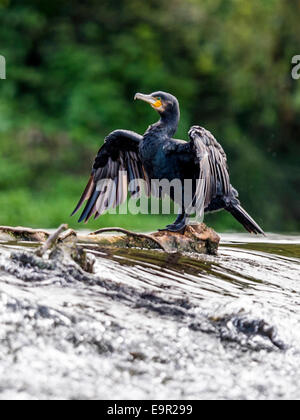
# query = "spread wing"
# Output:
<box><xmin>187</xmin><ymin>125</ymin><xmax>231</xmax><ymax>213</ymax></box>
<box><xmin>72</xmin><ymin>130</ymin><xmax>150</xmax><ymax>223</ymax></box>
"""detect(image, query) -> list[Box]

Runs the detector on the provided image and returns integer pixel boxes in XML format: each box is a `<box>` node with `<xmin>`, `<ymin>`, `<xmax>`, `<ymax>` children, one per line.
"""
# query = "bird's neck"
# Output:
<box><xmin>145</xmin><ymin>110</ymin><xmax>179</xmax><ymax>139</ymax></box>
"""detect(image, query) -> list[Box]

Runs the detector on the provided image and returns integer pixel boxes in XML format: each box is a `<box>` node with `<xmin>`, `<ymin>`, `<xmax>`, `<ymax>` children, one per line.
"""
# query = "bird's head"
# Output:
<box><xmin>134</xmin><ymin>91</ymin><xmax>180</xmax><ymax>121</ymax></box>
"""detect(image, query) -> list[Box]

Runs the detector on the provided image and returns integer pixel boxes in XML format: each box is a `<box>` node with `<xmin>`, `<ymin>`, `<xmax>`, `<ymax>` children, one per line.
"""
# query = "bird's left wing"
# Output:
<box><xmin>187</xmin><ymin>125</ymin><xmax>231</xmax><ymax>211</ymax></box>
<box><xmin>71</xmin><ymin>130</ymin><xmax>150</xmax><ymax>223</ymax></box>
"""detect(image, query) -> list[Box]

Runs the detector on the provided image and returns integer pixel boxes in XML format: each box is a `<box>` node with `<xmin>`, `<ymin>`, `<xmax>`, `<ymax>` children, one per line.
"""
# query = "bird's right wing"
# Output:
<box><xmin>72</xmin><ymin>130</ymin><xmax>150</xmax><ymax>223</ymax></box>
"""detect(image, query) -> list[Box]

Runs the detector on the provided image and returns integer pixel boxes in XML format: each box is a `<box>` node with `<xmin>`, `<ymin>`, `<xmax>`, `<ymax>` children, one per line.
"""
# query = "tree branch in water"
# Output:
<box><xmin>35</xmin><ymin>224</ymin><xmax>68</xmax><ymax>257</ymax></box>
<box><xmin>89</xmin><ymin>227</ymin><xmax>167</xmax><ymax>252</ymax></box>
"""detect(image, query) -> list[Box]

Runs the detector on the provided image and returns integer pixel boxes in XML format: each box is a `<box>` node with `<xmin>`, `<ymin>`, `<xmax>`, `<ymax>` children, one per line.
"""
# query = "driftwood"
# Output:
<box><xmin>89</xmin><ymin>227</ymin><xmax>168</xmax><ymax>252</ymax></box>
<box><xmin>0</xmin><ymin>223</ymin><xmax>220</xmax><ymax>255</ymax></box>
<box><xmin>0</xmin><ymin>226</ymin><xmax>50</xmax><ymax>242</ymax></box>
<box><xmin>86</xmin><ymin>224</ymin><xmax>220</xmax><ymax>254</ymax></box>
<box><xmin>35</xmin><ymin>224</ymin><xmax>68</xmax><ymax>257</ymax></box>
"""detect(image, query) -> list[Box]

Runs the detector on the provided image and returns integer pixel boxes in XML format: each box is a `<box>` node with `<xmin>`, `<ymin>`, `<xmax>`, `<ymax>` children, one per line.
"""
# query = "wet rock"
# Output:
<box><xmin>11</xmin><ymin>252</ymin><xmax>56</xmax><ymax>271</ymax></box>
<box><xmin>152</xmin><ymin>223</ymin><xmax>220</xmax><ymax>255</ymax></box>
<box><xmin>232</xmin><ymin>316</ymin><xmax>286</xmax><ymax>350</ymax></box>
<box><xmin>2</xmin><ymin>244</ymin><xmax>93</xmax><ymax>285</ymax></box>
<box><xmin>190</xmin><ymin>313</ymin><xmax>286</xmax><ymax>351</ymax></box>
<box><xmin>69</xmin><ymin>246</ymin><xmax>95</xmax><ymax>274</ymax></box>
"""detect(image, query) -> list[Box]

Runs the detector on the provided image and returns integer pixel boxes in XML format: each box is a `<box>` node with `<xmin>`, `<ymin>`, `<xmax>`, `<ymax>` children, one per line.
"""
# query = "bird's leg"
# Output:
<box><xmin>160</xmin><ymin>214</ymin><xmax>187</xmax><ymax>233</ymax></box>
<box><xmin>165</xmin><ymin>212</ymin><xmax>185</xmax><ymax>228</ymax></box>
<box><xmin>159</xmin><ymin>211</ymin><xmax>187</xmax><ymax>233</ymax></box>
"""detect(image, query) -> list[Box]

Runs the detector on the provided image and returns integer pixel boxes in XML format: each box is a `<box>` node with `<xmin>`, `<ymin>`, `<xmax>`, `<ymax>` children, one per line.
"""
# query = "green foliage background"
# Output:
<box><xmin>0</xmin><ymin>0</ymin><xmax>299</xmax><ymax>232</ymax></box>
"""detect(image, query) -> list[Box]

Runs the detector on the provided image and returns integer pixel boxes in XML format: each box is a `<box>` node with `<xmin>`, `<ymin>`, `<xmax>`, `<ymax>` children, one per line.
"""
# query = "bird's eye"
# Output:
<box><xmin>153</xmin><ymin>97</ymin><xmax>163</xmax><ymax>108</ymax></box>
<box><xmin>157</xmin><ymin>97</ymin><xmax>161</xmax><ymax>101</ymax></box>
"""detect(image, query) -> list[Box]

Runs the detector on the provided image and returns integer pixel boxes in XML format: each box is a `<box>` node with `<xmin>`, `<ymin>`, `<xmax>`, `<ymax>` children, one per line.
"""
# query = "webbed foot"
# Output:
<box><xmin>159</xmin><ymin>222</ymin><xmax>186</xmax><ymax>234</ymax></box>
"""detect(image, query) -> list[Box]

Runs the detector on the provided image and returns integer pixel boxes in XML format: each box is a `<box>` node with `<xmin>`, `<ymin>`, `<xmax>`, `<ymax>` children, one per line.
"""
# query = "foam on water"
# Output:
<box><xmin>0</xmin><ymin>233</ymin><xmax>299</xmax><ymax>399</ymax></box>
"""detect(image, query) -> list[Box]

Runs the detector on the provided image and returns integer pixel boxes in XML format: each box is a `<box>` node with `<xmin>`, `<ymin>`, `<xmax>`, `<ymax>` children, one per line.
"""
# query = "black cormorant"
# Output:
<box><xmin>72</xmin><ymin>91</ymin><xmax>264</xmax><ymax>235</ymax></box>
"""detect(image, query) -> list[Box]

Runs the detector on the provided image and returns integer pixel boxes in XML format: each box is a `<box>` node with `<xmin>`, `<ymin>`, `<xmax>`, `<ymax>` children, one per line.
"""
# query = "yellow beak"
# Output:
<box><xmin>134</xmin><ymin>93</ymin><xmax>162</xmax><ymax>108</ymax></box>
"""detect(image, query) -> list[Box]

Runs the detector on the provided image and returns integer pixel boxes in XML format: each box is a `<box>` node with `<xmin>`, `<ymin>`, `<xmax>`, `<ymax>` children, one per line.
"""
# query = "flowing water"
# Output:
<box><xmin>0</xmin><ymin>233</ymin><xmax>299</xmax><ymax>400</ymax></box>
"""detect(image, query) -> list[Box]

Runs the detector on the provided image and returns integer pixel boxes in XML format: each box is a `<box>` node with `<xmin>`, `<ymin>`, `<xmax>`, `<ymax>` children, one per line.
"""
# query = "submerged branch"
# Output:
<box><xmin>35</xmin><ymin>224</ymin><xmax>68</xmax><ymax>257</ymax></box>
<box><xmin>89</xmin><ymin>227</ymin><xmax>168</xmax><ymax>252</ymax></box>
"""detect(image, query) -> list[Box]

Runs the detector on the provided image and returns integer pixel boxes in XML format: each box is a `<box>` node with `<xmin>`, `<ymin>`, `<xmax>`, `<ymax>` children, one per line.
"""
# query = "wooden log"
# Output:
<box><xmin>75</xmin><ymin>224</ymin><xmax>220</xmax><ymax>255</ymax></box>
<box><xmin>0</xmin><ymin>226</ymin><xmax>50</xmax><ymax>242</ymax></box>
<box><xmin>0</xmin><ymin>223</ymin><xmax>220</xmax><ymax>255</ymax></box>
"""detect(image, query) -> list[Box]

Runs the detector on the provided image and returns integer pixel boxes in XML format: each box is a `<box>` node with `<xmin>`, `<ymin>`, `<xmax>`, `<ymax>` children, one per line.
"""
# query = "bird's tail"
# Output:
<box><xmin>226</xmin><ymin>204</ymin><xmax>265</xmax><ymax>235</ymax></box>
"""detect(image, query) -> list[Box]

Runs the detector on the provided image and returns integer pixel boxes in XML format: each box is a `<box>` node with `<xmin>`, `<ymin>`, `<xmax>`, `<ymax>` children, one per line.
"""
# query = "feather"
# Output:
<box><xmin>71</xmin><ymin>175</ymin><xmax>94</xmax><ymax>216</ymax></box>
<box><xmin>78</xmin><ymin>189</ymin><xmax>100</xmax><ymax>223</ymax></box>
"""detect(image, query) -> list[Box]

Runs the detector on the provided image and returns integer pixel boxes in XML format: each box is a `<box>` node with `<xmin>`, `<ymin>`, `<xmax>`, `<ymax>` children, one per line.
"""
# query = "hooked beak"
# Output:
<box><xmin>134</xmin><ymin>93</ymin><xmax>157</xmax><ymax>106</ymax></box>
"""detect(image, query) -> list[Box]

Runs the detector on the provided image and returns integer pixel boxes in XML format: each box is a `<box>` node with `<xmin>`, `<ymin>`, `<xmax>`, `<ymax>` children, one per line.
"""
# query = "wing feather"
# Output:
<box><xmin>72</xmin><ymin>130</ymin><xmax>151</xmax><ymax>223</ymax></box>
<box><xmin>188</xmin><ymin>126</ymin><xmax>231</xmax><ymax>213</ymax></box>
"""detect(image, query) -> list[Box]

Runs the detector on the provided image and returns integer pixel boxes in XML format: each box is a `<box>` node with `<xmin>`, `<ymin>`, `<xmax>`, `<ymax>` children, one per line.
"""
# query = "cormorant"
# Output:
<box><xmin>72</xmin><ymin>91</ymin><xmax>264</xmax><ymax>235</ymax></box>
